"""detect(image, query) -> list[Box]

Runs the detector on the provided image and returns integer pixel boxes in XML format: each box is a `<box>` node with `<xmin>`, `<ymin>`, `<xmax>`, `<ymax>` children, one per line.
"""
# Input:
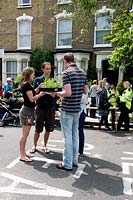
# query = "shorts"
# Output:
<box><xmin>19</xmin><ymin>106</ymin><xmax>35</xmax><ymax>125</ymax></box>
<box><xmin>35</xmin><ymin>106</ymin><xmax>55</xmax><ymax>133</ymax></box>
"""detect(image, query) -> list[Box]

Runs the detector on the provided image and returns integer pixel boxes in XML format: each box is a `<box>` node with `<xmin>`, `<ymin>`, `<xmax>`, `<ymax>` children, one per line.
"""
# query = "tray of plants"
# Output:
<box><xmin>40</xmin><ymin>78</ymin><xmax>62</xmax><ymax>92</ymax></box>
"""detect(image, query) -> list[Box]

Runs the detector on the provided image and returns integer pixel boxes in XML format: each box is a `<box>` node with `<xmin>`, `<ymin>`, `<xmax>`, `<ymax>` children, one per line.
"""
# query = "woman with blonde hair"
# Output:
<box><xmin>19</xmin><ymin>67</ymin><xmax>45</xmax><ymax>162</ymax></box>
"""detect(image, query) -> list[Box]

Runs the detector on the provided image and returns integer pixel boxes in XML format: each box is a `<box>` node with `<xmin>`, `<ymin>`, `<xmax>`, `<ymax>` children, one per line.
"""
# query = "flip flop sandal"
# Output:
<box><xmin>20</xmin><ymin>157</ymin><xmax>33</xmax><ymax>162</ymax></box>
<box><xmin>42</xmin><ymin>147</ymin><xmax>50</xmax><ymax>154</ymax></box>
<box><xmin>30</xmin><ymin>147</ymin><xmax>37</xmax><ymax>154</ymax></box>
<box><xmin>26</xmin><ymin>153</ymin><xmax>34</xmax><ymax>158</ymax></box>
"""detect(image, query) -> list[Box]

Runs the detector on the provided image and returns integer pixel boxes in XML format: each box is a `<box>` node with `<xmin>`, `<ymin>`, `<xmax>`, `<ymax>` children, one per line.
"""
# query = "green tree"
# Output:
<box><xmin>30</xmin><ymin>48</ymin><xmax>54</xmax><ymax>76</ymax></box>
<box><xmin>106</xmin><ymin>10</ymin><xmax>133</xmax><ymax>69</ymax></box>
<box><xmin>53</xmin><ymin>0</ymin><xmax>133</xmax><ymax>68</ymax></box>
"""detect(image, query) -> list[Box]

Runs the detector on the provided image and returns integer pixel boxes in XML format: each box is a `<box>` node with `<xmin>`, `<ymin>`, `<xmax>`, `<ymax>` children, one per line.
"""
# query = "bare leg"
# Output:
<box><xmin>43</xmin><ymin>131</ymin><xmax>50</xmax><ymax>152</ymax></box>
<box><xmin>33</xmin><ymin>131</ymin><xmax>40</xmax><ymax>149</ymax></box>
<box><xmin>30</xmin><ymin>131</ymin><xmax>40</xmax><ymax>153</ymax></box>
<box><xmin>20</xmin><ymin>125</ymin><xmax>31</xmax><ymax>159</ymax></box>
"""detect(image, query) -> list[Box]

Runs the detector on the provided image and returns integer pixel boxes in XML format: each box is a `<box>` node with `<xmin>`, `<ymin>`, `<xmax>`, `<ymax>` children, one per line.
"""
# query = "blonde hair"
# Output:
<box><xmin>98</xmin><ymin>80</ymin><xmax>104</xmax><ymax>88</ymax></box>
<box><xmin>20</xmin><ymin>67</ymin><xmax>34</xmax><ymax>85</ymax></box>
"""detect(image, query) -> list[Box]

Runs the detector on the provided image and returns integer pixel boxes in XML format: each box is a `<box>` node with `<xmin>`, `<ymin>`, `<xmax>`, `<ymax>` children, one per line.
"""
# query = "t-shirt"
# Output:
<box><xmin>61</xmin><ymin>65</ymin><xmax>87</xmax><ymax>113</ymax></box>
<box><xmin>21</xmin><ymin>82</ymin><xmax>35</xmax><ymax>108</ymax></box>
<box><xmin>33</xmin><ymin>76</ymin><xmax>55</xmax><ymax>109</ymax></box>
<box><xmin>90</xmin><ymin>84</ymin><xmax>98</xmax><ymax>97</ymax></box>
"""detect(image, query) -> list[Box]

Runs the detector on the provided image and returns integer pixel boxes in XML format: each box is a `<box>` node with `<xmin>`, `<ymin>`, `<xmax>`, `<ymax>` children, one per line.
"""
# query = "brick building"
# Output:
<box><xmin>0</xmin><ymin>0</ymin><xmax>129</xmax><ymax>84</ymax></box>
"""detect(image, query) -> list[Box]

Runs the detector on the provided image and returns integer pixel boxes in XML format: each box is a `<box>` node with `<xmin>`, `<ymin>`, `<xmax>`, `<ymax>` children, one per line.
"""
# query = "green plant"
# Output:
<box><xmin>43</xmin><ymin>78</ymin><xmax>62</xmax><ymax>88</ymax></box>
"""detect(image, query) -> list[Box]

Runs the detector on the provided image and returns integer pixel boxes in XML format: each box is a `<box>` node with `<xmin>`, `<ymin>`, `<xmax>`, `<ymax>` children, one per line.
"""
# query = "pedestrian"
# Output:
<box><xmin>117</xmin><ymin>81</ymin><xmax>133</xmax><ymax>131</ymax></box>
<box><xmin>19</xmin><ymin>67</ymin><xmax>45</xmax><ymax>162</ymax></box>
<box><xmin>108</xmin><ymin>83</ymin><xmax>119</xmax><ymax>130</ymax></box>
<box><xmin>56</xmin><ymin>52</ymin><xmax>88</xmax><ymax>171</ymax></box>
<box><xmin>78</xmin><ymin>93</ymin><xmax>88</xmax><ymax>157</ymax></box>
<box><xmin>89</xmin><ymin>80</ymin><xmax>98</xmax><ymax>118</ymax></box>
<box><xmin>96</xmin><ymin>80</ymin><xmax>112</xmax><ymax>131</ymax></box>
<box><xmin>103</xmin><ymin>78</ymin><xmax>110</xmax><ymax>90</ymax></box>
<box><xmin>30</xmin><ymin>62</ymin><xmax>56</xmax><ymax>154</ymax></box>
<box><xmin>3</xmin><ymin>77</ymin><xmax>13</xmax><ymax>99</ymax></box>
<box><xmin>0</xmin><ymin>80</ymin><xmax>3</xmax><ymax>98</ymax></box>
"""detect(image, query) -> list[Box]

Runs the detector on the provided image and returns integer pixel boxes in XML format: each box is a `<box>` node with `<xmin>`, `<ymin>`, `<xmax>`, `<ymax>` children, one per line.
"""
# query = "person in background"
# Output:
<box><xmin>30</xmin><ymin>62</ymin><xmax>56</xmax><ymax>154</ymax></box>
<box><xmin>117</xmin><ymin>81</ymin><xmax>133</xmax><ymax>131</ymax></box>
<box><xmin>0</xmin><ymin>80</ymin><xmax>3</xmax><ymax>98</ymax></box>
<box><xmin>103</xmin><ymin>78</ymin><xmax>110</xmax><ymax>90</ymax></box>
<box><xmin>3</xmin><ymin>77</ymin><xmax>13</xmax><ymax>99</ymax></box>
<box><xmin>78</xmin><ymin>93</ymin><xmax>88</xmax><ymax>157</ymax></box>
<box><xmin>89</xmin><ymin>80</ymin><xmax>98</xmax><ymax>118</ymax></box>
<box><xmin>108</xmin><ymin>83</ymin><xmax>119</xmax><ymax>130</ymax></box>
<box><xmin>19</xmin><ymin>67</ymin><xmax>45</xmax><ymax>162</ymax></box>
<box><xmin>56</xmin><ymin>52</ymin><xmax>88</xmax><ymax>171</ymax></box>
<box><xmin>96</xmin><ymin>80</ymin><xmax>112</xmax><ymax>131</ymax></box>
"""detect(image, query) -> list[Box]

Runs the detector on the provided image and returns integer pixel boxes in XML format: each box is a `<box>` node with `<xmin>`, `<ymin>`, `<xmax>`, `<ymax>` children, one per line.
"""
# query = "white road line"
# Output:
<box><xmin>122</xmin><ymin>162</ymin><xmax>133</xmax><ymax>175</ymax></box>
<box><xmin>123</xmin><ymin>177</ymin><xmax>133</xmax><ymax>195</ymax></box>
<box><xmin>123</xmin><ymin>152</ymin><xmax>133</xmax><ymax>155</ymax></box>
<box><xmin>6</xmin><ymin>158</ymin><xmax>19</xmax><ymax>169</ymax></box>
<box><xmin>73</xmin><ymin>163</ymin><xmax>86</xmax><ymax>179</ymax></box>
<box><xmin>0</xmin><ymin>172</ymin><xmax>73</xmax><ymax>197</ymax></box>
<box><xmin>121</xmin><ymin>157</ymin><xmax>133</xmax><ymax>160</ymax></box>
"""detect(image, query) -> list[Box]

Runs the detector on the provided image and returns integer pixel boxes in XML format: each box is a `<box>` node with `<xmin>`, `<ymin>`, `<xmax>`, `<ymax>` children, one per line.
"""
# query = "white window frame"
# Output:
<box><xmin>57</xmin><ymin>0</ymin><xmax>72</xmax><ymax>5</ymax></box>
<box><xmin>6</xmin><ymin>61</ymin><xmax>18</xmax><ymax>80</ymax></box>
<box><xmin>94</xmin><ymin>6</ymin><xmax>114</xmax><ymax>48</ymax></box>
<box><xmin>21</xmin><ymin>60</ymin><xmax>29</xmax><ymax>71</ymax></box>
<box><xmin>16</xmin><ymin>14</ymin><xmax>33</xmax><ymax>50</ymax></box>
<box><xmin>18</xmin><ymin>0</ymin><xmax>32</xmax><ymax>8</ymax></box>
<box><xmin>56</xmin><ymin>10</ymin><xmax>72</xmax><ymax>49</ymax></box>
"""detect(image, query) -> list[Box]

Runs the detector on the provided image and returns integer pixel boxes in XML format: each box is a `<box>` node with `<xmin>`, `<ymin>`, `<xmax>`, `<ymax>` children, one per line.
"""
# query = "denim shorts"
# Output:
<box><xmin>19</xmin><ymin>106</ymin><xmax>35</xmax><ymax>125</ymax></box>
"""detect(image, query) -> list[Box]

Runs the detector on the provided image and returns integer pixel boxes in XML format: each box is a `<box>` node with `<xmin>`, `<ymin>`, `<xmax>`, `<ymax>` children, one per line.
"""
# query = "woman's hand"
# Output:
<box><xmin>39</xmin><ymin>91</ymin><xmax>45</xmax><ymax>97</ymax></box>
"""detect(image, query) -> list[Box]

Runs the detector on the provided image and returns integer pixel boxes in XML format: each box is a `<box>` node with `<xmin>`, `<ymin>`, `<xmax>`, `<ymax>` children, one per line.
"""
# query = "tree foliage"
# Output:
<box><xmin>30</xmin><ymin>48</ymin><xmax>54</xmax><ymax>76</ymax></box>
<box><xmin>106</xmin><ymin>10</ymin><xmax>133</xmax><ymax>68</ymax></box>
<box><xmin>52</xmin><ymin>0</ymin><xmax>133</xmax><ymax>68</ymax></box>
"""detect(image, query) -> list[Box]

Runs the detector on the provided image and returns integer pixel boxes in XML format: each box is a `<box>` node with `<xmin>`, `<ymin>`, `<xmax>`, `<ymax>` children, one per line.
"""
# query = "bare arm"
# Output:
<box><xmin>26</xmin><ymin>90</ymin><xmax>45</xmax><ymax>102</ymax></box>
<box><xmin>83</xmin><ymin>85</ymin><xmax>89</xmax><ymax>94</ymax></box>
<box><xmin>56</xmin><ymin>84</ymin><xmax>71</xmax><ymax>97</ymax></box>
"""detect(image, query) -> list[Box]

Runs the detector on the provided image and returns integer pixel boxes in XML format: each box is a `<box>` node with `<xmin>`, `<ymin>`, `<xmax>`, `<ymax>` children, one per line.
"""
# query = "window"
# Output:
<box><xmin>18</xmin><ymin>0</ymin><xmax>31</xmax><ymax>7</ymax></box>
<box><xmin>21</xmin><ymin>60</ymin><xmax>28</xmax><ymax>71</ymax></box>
<box><xmin>94</xmin><ymin>6</ymin><xmax>114</xmax><ymax>47</ymax></box>
<box><xmin>6</xmin><ymin>61</ymin><xmax>17</xmax><ymax>79</ymax></box>
<box><xmin>57</xmin><ymin>0</ymin><xmax>71</xmax><ymax>4</ymax></box>
<box><xmin>81</xmin><ymin>60</ymin><xmax>86</xmax><ymax>72</ymax></box>
<box><xmin>16</xmin><ymin>14</ymin><xmax>33</xmax><ymax>49</ymax></box>
<box><xmin>57</xmin><ymin>19</ymin><xmax>72</xmax><ymax>48</ymax></box>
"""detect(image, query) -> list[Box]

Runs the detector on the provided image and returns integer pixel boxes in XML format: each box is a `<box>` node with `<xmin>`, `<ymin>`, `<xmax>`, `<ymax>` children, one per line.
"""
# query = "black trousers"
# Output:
<box><xmin>99</xmin><ymin>115</ymin><xmax>109</xmax><ymax>129</ymax></box>
<box><xmin>111</xmin><ymin>110</ymin><xmax>115</xmax><ymax>130</ymax></box>
<box><xmin>117</xmin><ymin>105</ymin><xmax>130</xmax><ymax>131</ymax></box>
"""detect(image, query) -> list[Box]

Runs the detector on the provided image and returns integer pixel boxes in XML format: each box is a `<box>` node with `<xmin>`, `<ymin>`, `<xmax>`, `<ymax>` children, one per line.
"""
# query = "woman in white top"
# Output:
<box><xmin>78</xmin><ymin>93</ymin><xmax>88</xmax><ymax>156</ymax></box>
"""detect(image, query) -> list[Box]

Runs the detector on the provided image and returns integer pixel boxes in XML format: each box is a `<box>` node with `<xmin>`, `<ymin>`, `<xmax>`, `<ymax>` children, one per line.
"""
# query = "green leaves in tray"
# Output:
<box><xmin>43</xmin><ymin>78</ymin><xmax>62</xmax><ymax>88</ymax></box>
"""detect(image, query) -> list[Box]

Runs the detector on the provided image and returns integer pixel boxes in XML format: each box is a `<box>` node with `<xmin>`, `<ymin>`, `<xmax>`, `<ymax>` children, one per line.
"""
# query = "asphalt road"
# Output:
<box><xmin>0</xmin><ymin>125</ymin><xmax>133</xmax><ymax>200</ymax></box>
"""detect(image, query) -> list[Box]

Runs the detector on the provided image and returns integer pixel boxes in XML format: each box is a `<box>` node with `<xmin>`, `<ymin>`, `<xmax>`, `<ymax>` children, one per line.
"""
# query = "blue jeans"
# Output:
<box><xmin>60</xmin><ymin>111</ymin><xmax>80</xmax><ymax>169</ymax></box>
<box><xmin>79</xmin><ymin>111</ymin><xmax>86</xmax><ymax>155</ymax></box>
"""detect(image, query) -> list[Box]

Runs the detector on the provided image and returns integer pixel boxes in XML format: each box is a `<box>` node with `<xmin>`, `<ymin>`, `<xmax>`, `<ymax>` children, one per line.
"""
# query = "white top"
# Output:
<box><xmin>80</xmin><ymin>93</ymin><xmax>88</xmax><ymax>114</ymax></box>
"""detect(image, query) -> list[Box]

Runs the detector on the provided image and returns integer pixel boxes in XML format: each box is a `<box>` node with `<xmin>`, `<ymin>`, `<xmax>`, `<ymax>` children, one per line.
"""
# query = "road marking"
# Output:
<box><xmin>6</xmin><ymin>142</ymin><xmax>94</xmax><ymax>169</ymax></box>
<box><xmin>73</xmin><ymin>163</ymin><xmax>86</xmax><ymax>179</ymax></box>
<box><xmin>123</xmin><ymin>152</ymin><xmax>133</xmax><ymax>155</ymax></box>
<box><xmin>121</xmin><ymin>157</ymin><xmax>133</xmax><ymax>160</ymax></box>
<box><xmin>0</xmin><ymin>172</ymin><xmax>73</xmax><ymax>197</ymax></box>
<box><xmin>6</xmin><ymin>158</ymin><xmax>19</xmax><ymax>169</ymax></box>
<box><xmin>122</xmin><ymin>162</ymin><xmax>133</xmax><ymax>175</ymax></box>
<box><xmin>123</xmin><ymin>177</ymin><xmax>133</xmax><ymax>195</ymax></box>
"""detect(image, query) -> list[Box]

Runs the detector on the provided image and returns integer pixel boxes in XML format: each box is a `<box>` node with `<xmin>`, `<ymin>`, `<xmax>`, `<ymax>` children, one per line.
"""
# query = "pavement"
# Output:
<box><xmin>0</xmin><ymin>125</ymin><xmax>133</xmax><ymax>199</ymax></box>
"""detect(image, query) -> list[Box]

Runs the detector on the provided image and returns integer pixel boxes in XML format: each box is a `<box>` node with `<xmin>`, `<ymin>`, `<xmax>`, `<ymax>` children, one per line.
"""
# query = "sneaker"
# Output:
<box><xmin>78</xmin><ymin>153</ymin><xmax>84</xmax><ymax>158</ymax></box>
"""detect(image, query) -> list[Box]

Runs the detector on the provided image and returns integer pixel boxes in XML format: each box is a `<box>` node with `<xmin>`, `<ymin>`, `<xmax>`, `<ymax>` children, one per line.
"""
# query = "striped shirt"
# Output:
<box><xmin>61</xmin><ymin>65</ymin><xmax>87</xmax><ymax>113</ymax></box>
